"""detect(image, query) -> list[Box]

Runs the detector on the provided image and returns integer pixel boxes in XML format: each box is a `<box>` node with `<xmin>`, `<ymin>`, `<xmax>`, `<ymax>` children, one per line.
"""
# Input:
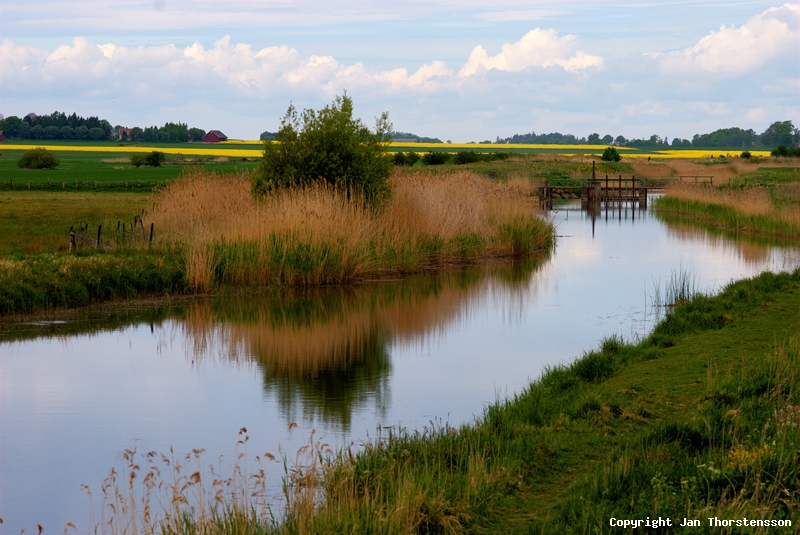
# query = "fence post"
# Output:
<box><xmin>96</xmin><ymin>225</ymin><xmax>102</xmax><ymax>248</ymax></box>
<box><xmin>69</xmin><ymin>226</ymin><xmax>75</xmax><ymax>253</ymax></box>
<box><xmin>149</xmin><ymin>223</ymin><xmax>154</xmax><ymax>248</ymax></box>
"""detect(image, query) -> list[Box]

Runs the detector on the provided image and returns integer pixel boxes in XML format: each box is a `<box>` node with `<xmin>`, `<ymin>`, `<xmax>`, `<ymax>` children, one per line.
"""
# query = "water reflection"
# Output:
<box><xmin>178</xmin><ymin>255</ymin><xmax>549</xmax><ymax>431</ymax></box>
<box><xmin>656</xmin><ymin>212</ymin><xmax>800</xmax><ymax>268</ymax></box>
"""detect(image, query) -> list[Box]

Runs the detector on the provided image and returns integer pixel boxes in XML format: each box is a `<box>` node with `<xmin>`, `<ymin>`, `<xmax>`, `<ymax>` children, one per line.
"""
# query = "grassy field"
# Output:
<box><xmin>76</xmin><ymin>269</ymin><xmax>800</xmax><ymax>534</ymax></box>
<box><xmin>0</xmin><ymin>147</ymin><xmax>260</xmax><ymax>191</ymax></box>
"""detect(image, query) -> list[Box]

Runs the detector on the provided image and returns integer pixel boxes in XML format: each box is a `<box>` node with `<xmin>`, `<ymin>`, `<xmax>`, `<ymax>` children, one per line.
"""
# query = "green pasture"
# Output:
<box><xmin>0</xmin><ymin>148</ymin><xmax>260</xmax><ymax>191</ymax></box>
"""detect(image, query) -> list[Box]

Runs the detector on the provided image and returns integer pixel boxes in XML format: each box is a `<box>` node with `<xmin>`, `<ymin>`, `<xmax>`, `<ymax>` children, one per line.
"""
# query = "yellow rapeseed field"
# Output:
<box><xmin>631</xmin><ymin>149</ymin><xmax>772</xmax><ymax>159</ymax></box>
<box><xmin>0</xmin><ymin>143</ymin><xmax>262</xmax><ymax>158</ymax></box>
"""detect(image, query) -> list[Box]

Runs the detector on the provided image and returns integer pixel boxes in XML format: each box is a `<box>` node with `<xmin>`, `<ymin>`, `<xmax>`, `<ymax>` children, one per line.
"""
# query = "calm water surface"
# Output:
<box><xmin>2</xmin><ymin>200</ymin><xmax>798</xmax><ymax>532</ymax></box>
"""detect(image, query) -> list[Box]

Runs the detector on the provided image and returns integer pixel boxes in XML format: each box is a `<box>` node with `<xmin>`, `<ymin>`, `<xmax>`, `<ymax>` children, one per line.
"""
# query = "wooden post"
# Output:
<box><xmin>96</xmin><ymin>225</ymin><xmax>102</xmax><ymax>248</ymax></box>
<box><xmin>149</xmin><ymin>223</ymin><xmax>154</xmax><ymax>247</ymax></box>
<box><xmin>69</xmin><ymin>226</ymin><xmax>75</xmax><ymax>253</ymax></box>
<box><xmin>116</xmin><ymin>220</ymin><xmax>121</xmax><ymax>247</ymax></box>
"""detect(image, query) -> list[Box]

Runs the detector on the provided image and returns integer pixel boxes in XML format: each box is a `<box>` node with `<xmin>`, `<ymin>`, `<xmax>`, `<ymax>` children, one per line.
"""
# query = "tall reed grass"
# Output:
<box><xmin>149</xmin><ymin>169</ymin><xmax>552</xmax><ymax>291</ymax></box>
<box><xmin>654</xmin><ymin>182</ymin><xmax>800</xmax><ymax>237</ymax></box>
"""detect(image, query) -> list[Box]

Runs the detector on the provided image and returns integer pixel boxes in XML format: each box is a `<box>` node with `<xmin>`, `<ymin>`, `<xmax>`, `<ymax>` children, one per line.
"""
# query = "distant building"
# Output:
<box><xmin>0</xmin><ymin>131</ymin><xmax>5</xmax><ymax>143</ymax></box>
<box><xmin>118</xmin><ymin>127</ymin><xmax>133</xmax><ymax>140</ymax></box>
<box><xmin>203</xmin><ymin>130</ymin><xmax>228</xmax><ymax>143</ymax></box>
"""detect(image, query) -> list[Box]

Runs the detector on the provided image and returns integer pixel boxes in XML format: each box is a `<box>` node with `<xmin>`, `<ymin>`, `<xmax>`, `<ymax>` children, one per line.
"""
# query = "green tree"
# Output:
<box><xmin>17</xmin><ymin>148</ymin><xmax>60</xmax><ymax>169</ymax></box>
<box><xmin>252</xmin><ymin>94</ymin><xmax>393</xmax><ymax>204</ymax></box>
<box><xmin>144</xmin><ymin>151</ymin><xmax>166</xmax><ymax>167</ymax></box>
<box><xmin>601</xmin><ymin>146</ymin><xmax>621</xmax><ymax>162</ymax></box>
<box><xmin>2</xmin><ymin>116</ymin><xmax>22</xmax><ymax>138</ymax></box>
<box><xmin>188</xmin><ymin>127</ymin><xmax>205</xmax><ymax>142</ymax></box>
<box><xmin>130</xmin><ymin>127</ymin><xmax>144</xmax><ymax>142</ymax></box>
<box><xmin>761</xmin><ymin>121</ymin><xmax>798</xmax><ymax>147</ymax></box>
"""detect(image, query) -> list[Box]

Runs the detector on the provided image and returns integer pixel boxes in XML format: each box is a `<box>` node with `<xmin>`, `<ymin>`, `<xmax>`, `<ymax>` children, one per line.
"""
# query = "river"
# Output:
<box><xmin>1</xmin><ymin>198</ymin><xmax>798</xmax><ymax>532</ymax></box>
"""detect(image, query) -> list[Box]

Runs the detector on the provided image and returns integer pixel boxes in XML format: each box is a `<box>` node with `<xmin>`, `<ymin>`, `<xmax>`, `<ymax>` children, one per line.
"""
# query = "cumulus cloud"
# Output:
<box><xmin>655</xmin><ymin>3</ymin><xmax>799</xmax><ymax>77</ymax></box>
<box><xmin>458</xmin><ymin>29</ymin><xmax>603</xmax><ymax>77</ymax></box>
<box><xmin>3</xmin><ymin>29</ymin><xmax>602</xmax><ymax>104</ymax></box>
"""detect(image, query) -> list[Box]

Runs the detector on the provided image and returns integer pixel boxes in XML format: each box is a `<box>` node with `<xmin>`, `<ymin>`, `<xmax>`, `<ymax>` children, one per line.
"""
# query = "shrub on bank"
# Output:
<box><xmin>16</xmin><ymin>147</ymin><xmax>60</xmax><ymax>169</ymax></box>
<box><xmin>421</xmin><ymin>151</ymin><xmax>450</xmax><ymax>165</ymax></box>
<box><xmin>253</xmin><ymin>94</ymin><xmax>393</xmax><ymax>205</ymax></box>
<box><xmin>601</xmin><ymin>146</ymin><xmax>621</xmax><ymax>162</ymax></box>
<box><xmin>771</xmin><ymin>145</ymin><xmax>800</xmax><ymax>157</ymax></box>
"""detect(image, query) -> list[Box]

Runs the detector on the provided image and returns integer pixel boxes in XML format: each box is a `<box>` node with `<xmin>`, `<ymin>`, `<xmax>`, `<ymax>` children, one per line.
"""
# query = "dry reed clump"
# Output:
<box><xmin>84</xmin><ymin>428</ymin><xmax>280</xmax><ymax>535</ymax></box>
<box><xmin>664</xmin><ymin>182</ymin><xmax>773</xmax><ymax>217</ymax></box>
<box><xmin>149</xmin><ymin>168</ymin><xmax>550</xmax><ymax>289</ymax></box>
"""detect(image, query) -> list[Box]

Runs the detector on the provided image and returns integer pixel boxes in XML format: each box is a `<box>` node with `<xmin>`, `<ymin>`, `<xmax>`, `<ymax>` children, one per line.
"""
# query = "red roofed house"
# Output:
<box><xmin>0</xmin><ymin>131</ymin><xmax>5</xmax><ymax>142</ymax></box>
<box><xmin>203</xmin><ymin>130</ymin><xmax>228</xmax><ymax>143</ymax></box>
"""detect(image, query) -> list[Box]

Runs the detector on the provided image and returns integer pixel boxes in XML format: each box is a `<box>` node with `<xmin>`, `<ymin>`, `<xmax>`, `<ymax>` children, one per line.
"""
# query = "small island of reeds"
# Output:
<box><xmin>150</xmin><ymin>168</ymin><xmax>553</xmax><ymax>291</ymax></box>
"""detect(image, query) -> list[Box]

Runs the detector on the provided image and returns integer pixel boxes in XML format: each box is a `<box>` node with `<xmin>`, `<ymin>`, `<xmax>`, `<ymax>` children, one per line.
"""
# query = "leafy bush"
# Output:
<box><xmin>393</xmin><ymin>151</ymin><xmax>420</xmax><ymax>166</ymax></box>
<box><xmin>740</xmin><ymin>150</ymin><xmax>752</xmax><ymax>159</ymax></box>
<box><xmin>601</xmin><ymin>146</ymin><xmax>621</xmax><ymax>162</ymax></box>
<box><xmin>252</xmin><ymin>93</ymin><xmax>393</xmax><ymax>205</ymax></box>
<box><xmin>454</xmin><ymin>151</ymin><xmax>481</xmax><ymax>165</ymax></box>
<box><xmin>145</xmin><ymin>151</ymin><xmax>166</xmax><ymax>167</ymax></box>
<box><xmin>771</xmin><ymin>145</ymin><xmax>800</xmax><ymax>157</ymax></box>
<box><xmin>16</xmin><ymin>147</ymin><xmax>60</xmax><ymax>169</ymax></box>
<box><xmin>130</xmin><ymin>151</ymin><xmax>166</xmax><ymax>167</ymax></box>
<box><xmin>422</xmin><ymin>151</ymin><xmax>450</xmax><ymax>165</ymax></box>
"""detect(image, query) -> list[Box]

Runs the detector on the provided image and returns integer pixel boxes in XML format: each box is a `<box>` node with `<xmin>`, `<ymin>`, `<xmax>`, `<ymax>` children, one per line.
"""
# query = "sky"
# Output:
<box><xmin>1</xmin><ymin>1</ymin><xmax>798</xmax><ymax>142</ymax></box>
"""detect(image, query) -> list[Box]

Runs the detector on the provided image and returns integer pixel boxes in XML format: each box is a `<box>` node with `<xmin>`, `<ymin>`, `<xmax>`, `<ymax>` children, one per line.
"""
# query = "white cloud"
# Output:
<box><xmin>655</xmin><ymin>3</ymin><xmax>800</xmax><ymax>77</ymax></box>
<box><xmin>2</xmin><ymin>29</ymin><xmax>600</xmax><ymax>103</ymax></box>
<box><xmin>458</xmin><ymin>29</ymin><xmax>603</xmax><ymax>77</ymax></box>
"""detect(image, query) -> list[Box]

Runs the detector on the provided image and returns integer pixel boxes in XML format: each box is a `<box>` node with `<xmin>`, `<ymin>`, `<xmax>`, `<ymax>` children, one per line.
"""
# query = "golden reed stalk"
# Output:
<box><xmin>150</xmin><ymin>169</ymin><xmax>548</xmax><ymax>290</ymax></box>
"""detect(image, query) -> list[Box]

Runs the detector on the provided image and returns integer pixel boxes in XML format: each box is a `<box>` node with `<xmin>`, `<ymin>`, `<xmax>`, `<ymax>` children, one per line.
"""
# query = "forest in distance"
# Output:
<box><xmin>1</xmin><ymin>110</ymin><xmax>798</xmax><ymax>149</ymax></box>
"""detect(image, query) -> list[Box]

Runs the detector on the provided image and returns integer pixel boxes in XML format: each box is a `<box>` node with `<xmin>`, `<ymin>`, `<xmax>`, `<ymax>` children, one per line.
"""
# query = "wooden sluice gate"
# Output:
<box><xmin>539</xmin><ymin>161</ymin><xmax>648</xmax><ymax>210</ymax></box>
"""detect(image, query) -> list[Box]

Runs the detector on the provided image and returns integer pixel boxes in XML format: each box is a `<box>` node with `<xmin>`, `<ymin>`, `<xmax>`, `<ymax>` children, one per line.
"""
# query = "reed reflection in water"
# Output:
<box><xmin>178</xmin><ymin>255</ymin><xmax>549</xmax><ymax>431</ymax></box>
<box><xmin>656</xmin><ymin>213</ymin><xmax>800</xmax><ymax>270</ymax></box>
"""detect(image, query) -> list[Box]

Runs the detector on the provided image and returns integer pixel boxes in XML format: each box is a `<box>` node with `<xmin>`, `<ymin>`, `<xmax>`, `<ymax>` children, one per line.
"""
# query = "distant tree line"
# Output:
<box><xmin>387</xmin><ymin>131</ymin><xmax>443</xmax><ymax>143</ymax></box>
<box><xmin>496</xmin><ymin>121</ymin><xmax>799</xmax><ymax>148</ymax></box>
<box><xmin>0</xmin><ymin>111</ymin><xmax>206</xmax><ymax>143</ymax></box>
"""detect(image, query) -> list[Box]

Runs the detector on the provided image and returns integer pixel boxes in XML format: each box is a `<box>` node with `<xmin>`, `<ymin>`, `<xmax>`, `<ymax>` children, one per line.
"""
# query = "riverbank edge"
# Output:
<box><xmin>651</xmin><ymin>195</ymin><xmax>800</xmax><ymax>238</ymax></box>
<box><xmin>0</xmin><ymin>215</ymin><xmax>554</xmax><ymax>317</ymax></box>
<box><xmin>285</xmin><ymin>269</ymin><xmax>800</xmax><ymax>534</ymax></box>
<box><xmin>123</xmin><ymin>269</ymin><xmax>799</xmax><ymax>534</ymax></box>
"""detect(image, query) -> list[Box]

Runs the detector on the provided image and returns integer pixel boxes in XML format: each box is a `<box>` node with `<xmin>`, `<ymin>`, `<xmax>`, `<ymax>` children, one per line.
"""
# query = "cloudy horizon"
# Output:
<box><xmin>1</xmin><ymin>1</ymin><xmax>798</xmax><ymax>142</ymax></box>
